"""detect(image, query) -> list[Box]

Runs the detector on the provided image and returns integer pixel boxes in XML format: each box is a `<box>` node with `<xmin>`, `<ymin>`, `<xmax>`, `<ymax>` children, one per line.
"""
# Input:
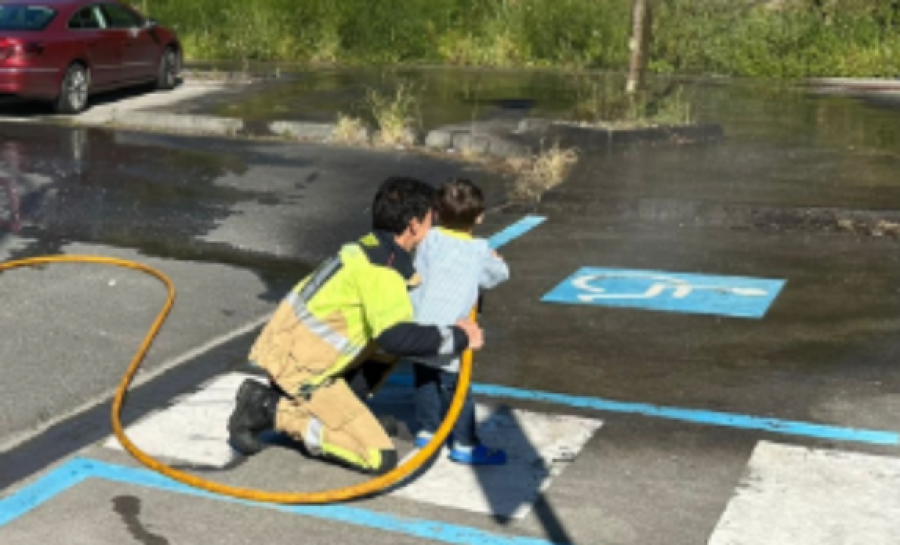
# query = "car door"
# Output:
<box><xmin>100</xmin><ymin>3</ymin><xmax>156</xmax><ymax>82</ymax></box>
<box><xmin>66</xmin><ymin>5</ymin><xmax>123</xmax><ymax>89</ymax></box>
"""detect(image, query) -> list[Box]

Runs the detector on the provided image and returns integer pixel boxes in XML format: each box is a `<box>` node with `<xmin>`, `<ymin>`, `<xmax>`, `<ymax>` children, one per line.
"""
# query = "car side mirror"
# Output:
<box><xmin>145</xmin><ymin>18</ymin><xmax>157</xmax><ymax>29</ymax></box>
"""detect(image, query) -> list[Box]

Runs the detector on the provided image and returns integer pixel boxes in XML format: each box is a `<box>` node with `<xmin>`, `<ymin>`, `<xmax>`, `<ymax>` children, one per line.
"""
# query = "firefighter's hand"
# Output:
<box><xmin>455</xmin><ymin>319</ymin><xmax>484</xmax><ymax>351</ymax></box>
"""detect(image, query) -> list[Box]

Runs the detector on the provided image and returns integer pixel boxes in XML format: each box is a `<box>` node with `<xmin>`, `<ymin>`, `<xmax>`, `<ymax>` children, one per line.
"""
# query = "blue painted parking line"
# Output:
<box><xmin>487</xmin><ymin>216</ymin><xmax>546</xmax><ymax>249</ymax></box>
<box><xmin>542</xmin><ymin>267</ymin><xmax>785</xmax><ymax>318</ymax></box>
<box><xmin>385</xmin><ymin>375</ymin><xmax>898</xmax><ymax>446</ymax></box>
<box><xmin>0</xmin><ymin>458</ymin><xmax>565</xmax><ymax>544</ymax></box>
<box><xmin>469</xmin><ymin>383</ymin><xmax>899</xmax><ymax>446</ymax></box>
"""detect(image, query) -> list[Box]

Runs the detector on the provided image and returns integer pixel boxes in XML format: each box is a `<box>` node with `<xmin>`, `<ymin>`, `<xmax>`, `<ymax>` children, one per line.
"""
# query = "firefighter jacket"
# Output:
<box><xmin>249</xmin><ymin>230</ymin><xmax>467</xmax><ymax>397</ymax></box>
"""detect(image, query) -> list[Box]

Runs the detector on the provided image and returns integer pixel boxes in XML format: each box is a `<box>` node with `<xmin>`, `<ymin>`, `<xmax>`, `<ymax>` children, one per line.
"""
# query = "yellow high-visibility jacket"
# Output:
<box><xmin>250</xmin><ymin>231</ymin><xmax>464</xmax><ymax>397</ymax></box>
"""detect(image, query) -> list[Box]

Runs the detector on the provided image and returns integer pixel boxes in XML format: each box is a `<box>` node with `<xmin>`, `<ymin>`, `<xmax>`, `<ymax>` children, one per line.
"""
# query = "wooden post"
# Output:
<box><xmin>626</xmin><ymin>0</ymin><xmax>652</xmax><ymax>95</ymax></box>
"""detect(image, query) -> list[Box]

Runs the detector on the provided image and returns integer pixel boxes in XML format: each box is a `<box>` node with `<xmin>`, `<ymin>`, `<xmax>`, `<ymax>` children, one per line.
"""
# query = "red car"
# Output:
<box><xmin>0</xmin><ymin>0</ymin><xmax>181</xmax><ymax>113</ymax></box>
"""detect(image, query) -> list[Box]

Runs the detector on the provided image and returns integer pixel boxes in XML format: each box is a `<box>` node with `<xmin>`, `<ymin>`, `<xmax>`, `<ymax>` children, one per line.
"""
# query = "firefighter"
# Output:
<box><xmin>227</xmin><ymin>176</ymin><xmax>483</xmax><ymax>475</ymax></box>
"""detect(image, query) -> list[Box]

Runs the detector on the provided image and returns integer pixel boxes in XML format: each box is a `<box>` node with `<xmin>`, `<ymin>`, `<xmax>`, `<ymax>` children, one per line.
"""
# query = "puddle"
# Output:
<box><xmin>159</xmin><ymin>67</ymin><xmax>900</xmax><ymax>154</ymax></box>
<box><xmin>5</xmin><ymin>68</ymin><xmax>900</xmax><ymax>284</ymax></box>
<box><xmin>0</xmin><ymin>124</ymin><xmax>304</xmax><ymax>296</ymax></box>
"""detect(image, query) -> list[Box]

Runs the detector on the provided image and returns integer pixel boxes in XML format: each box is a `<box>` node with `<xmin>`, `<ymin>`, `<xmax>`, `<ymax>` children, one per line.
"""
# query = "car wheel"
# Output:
<box><xmin>54</xmin><ymin>63</ymin><xmax>90</xmax><ymax>115</ymax></box>
<box><xmin>156</xmin><ymin>47</ymin><xmax>178</xmax><ymax>90</ymax></box>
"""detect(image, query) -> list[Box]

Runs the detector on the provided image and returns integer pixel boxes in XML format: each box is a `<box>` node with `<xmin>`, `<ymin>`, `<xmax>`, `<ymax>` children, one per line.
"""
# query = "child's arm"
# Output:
<box><xmin>479</xmin><ymin>247</ymin><xmax>510</xmax><ymax>290</ymax></box>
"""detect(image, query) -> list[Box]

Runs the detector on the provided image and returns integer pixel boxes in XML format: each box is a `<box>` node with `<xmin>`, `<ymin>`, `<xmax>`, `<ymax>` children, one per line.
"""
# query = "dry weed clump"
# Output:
<box><xmin>332</xmin><ymin>114</ymin><xmax>370</xmax><ymax>145</ymax></box>
<box><xmin>365</xmin><ymin>83</ymin><xmax>420</xmax><ymax>148</ymax></box>
<box><xmin>511</xmin><ymin>143</ymin><xmax>579</xmax><ymax>201</ymax></box>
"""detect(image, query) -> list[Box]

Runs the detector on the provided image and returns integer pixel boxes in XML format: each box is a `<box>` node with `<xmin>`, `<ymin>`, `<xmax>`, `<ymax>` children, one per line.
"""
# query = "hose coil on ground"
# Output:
<box><xmin>0</xmin><ymin>255</ymin><xmax>473</xmax><ymax>504</ymax></box>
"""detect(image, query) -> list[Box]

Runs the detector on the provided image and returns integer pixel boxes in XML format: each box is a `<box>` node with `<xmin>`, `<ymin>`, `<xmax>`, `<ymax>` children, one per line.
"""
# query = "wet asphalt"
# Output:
<box><xmin>1</xmin><ymin>77</ymin><xmax>900</xmax><ymax>544</ymax></box>
<box><xmin>0</xmin><ymin>122</ymin><xmax>505</xmax><ymax>456</ymax></box>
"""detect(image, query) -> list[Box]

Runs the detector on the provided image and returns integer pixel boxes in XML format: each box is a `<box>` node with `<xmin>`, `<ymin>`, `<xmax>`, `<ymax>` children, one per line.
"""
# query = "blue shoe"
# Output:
<box><xmin>449</xmin><ymin>444</ymin><xmax>507</xmax><ymax>465</ymax></box>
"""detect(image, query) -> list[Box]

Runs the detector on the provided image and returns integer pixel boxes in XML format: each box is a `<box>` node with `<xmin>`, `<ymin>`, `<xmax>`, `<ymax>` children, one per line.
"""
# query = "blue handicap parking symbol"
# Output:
<box><xmin>542</xmin><ymin>267</ymin><xmax>785</xmax><ymax>318</ymax></box>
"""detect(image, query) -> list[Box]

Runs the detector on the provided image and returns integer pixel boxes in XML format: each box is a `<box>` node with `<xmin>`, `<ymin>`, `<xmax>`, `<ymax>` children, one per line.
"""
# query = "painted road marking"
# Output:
<box><xmin>542</xmin><ymin>267</ymin><xmax>785</xmax><ymax>318</ymax></box>
<box><xmin>104</xmin><ymin>373</ymin><xmax>601</xmax><ymax>519</ymax></box>
<box><xmin>104</xmin><ymin>373</ymin><xmax>247</xmax><ymax>467</ymax></box>
<box><xmin>488</xmin><ymin>216</ymin><xmax>546</xmax><ymax>249</ymax></box>
<box><xmin>385</xmin><ymin>375</ymin><xmax>898</xmax><ymax>446</ymax></box>
<box><xmin>108</xmin><ymin>367</ymin><xmax>900</xmax><ymax>487</ymax></box>
<box><xmin>709</xmin><ymin>441</ymin><xmax>900</xmax><ymax>545</ymax></box>
<box><xmin>104</xmin><ymin>361</ymin><xmax>894</xmax><ymax>473</ymax></box>
<box><xmin>396</xmin><ymin>405</ymin><xmax>601</xmax><ymax>519</ymax></box>
<box><xmin>0</xmin><ymin>458</ymin><xmax>566</xmax><ymax>545</ymax></box>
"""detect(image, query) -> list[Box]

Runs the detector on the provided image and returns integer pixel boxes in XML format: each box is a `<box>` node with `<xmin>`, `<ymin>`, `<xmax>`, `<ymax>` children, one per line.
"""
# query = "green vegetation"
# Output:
<box><xmin>652</xmin><ymin>0</ymin><xmax>900</xmax><ymax>78</ymax></box>
<box><xmin>141</xmin><ymin>0</ymin><xmax>900</xmax><ymax>77</ymax></box>
<box><xmin>143</xmin><ymin>0</ymin><xmax>630</xmax><ymax>68</ymax></box>
<box><xmin>333</xmin><ymin>77</ymin><xmax>694</xmax><ymax>146</ymax></box>
<box><xmin>567</xmin><ymin>77</ymin><xmax>695</xmax><ymax>127</ymax></box>
<box><xmin>364</xmin><ymin>82</ymin><xmax>420</xmax><ymax>146</ymax></box>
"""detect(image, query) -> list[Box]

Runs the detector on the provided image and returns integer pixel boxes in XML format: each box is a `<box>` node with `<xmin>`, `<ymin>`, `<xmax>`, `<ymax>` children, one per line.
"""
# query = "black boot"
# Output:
<box><xmin>228</xmin><ymin>379</ymin><xmax>280</xmax><ymax>456</ymax></box>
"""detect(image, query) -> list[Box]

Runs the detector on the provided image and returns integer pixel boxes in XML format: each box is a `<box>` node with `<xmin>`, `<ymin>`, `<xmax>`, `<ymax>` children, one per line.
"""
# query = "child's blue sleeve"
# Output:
<box><xmin>479</xmin><ymin>245</ymin><xmax>510</xmax><ymax>290</ymax></box>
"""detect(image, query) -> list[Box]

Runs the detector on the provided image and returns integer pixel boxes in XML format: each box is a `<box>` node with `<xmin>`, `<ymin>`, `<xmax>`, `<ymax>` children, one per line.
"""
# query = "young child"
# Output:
<box><xmin>408</xmin><ymin>178</ymin><xmax>510</xmax><ymax>465</ymax></box>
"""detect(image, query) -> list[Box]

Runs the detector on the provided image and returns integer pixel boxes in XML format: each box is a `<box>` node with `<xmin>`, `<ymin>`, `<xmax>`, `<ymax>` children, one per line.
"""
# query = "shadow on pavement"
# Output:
<box><xmin>365</xmin><ymin>374</ymin><xmax>578</xmax><ymax>544</ymax></box>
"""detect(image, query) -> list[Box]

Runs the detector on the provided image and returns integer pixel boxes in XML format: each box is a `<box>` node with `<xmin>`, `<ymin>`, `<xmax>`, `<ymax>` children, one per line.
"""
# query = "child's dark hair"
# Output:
<box><xmin>435</xmin><ymin>178</ymin><xmax>484</xmax><ymax>231</ymax></box>
<box><xmin>372</xmin><ymin>176</ymin><xmax>436</xmax><ymax>235</ymax></box>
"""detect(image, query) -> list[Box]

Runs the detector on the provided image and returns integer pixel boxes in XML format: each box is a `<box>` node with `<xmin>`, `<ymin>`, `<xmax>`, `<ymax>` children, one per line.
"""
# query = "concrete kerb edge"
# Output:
<box><xmin>50</xmin><ymin>110</ymin><xmax>724</xmax><ymax>163</ymax></box>
<box><xmin>269</xmin><ymin>120</ymin><xmax>342</xmax><ymax>142</ymax></box>
<box><xmin>423</xmin><ymin>120</ymin><xmax>725</xmax><ymax>159</ymax></box>
<box><xmin>71</xmin><ymin>109</ymin><xmax>248</xmax><ymax>137</ymax></box>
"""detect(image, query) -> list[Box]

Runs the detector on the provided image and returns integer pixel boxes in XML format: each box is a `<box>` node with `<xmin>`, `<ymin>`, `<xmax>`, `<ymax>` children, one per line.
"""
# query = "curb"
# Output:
<box><xmin>70</xmin><ymin>110</ymin><xmax>343</xmax><ymax>142</ymax></box>
<box><xmin>422</xmin><ymin>118</ymin><xmax>724</xmax><ymax>158</ymax></box>
<box><xmin>806</xmin><ymin>77</ymin><xmax>900</xmax><ymax>92</ymax></box>
<box><xmin>49</xmin><ymin>110</ymin><xmax>724</xmax><ymax>159</ymax></box>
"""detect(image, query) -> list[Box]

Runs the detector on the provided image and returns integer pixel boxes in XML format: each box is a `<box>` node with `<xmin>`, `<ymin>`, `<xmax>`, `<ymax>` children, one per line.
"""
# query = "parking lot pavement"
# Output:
<box><xmin>4</xmin><ymin>92</ymin><xmax>900</xmax><ymax>543</ymax></box>
<box><xmin>4</xmin><ymin>202</ymin><xmax>900</xmax><ymax>544</ymax></box>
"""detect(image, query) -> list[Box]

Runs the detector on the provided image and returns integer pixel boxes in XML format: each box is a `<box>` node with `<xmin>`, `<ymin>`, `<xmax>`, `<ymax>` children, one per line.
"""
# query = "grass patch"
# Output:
<box><xmin>646</xmin><ymin>85</ymin><xmax>694</xmax><ymax>127</ymax></box>
<box><xmin>569</xmin><ymin>77</ymin><xmax>695</xmax><ymax>128</ymax></box>
<box><xmin>365</xmin><ymin>83</ymin><xmax>420</xmax><ymax>147</ymax></box>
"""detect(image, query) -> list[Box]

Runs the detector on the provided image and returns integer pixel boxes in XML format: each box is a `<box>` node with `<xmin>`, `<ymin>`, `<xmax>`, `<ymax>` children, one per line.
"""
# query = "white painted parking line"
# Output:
<box><xmin>106</xmin><ymin>372</ymin><xmax>602</xmax><ymax>520</ymax></box>
<box><xmin>105</xmin><ymin>373</ymin><xmax>247</xmax><ymax>467</ymax></box>
<box><xmin>395</xmin><ymin>405</ymin><xmax>602</xmax><ymax>519</ymax></box>
<box><xmin>709</xmin><ymin>441</ymin><xmax>900</xmax><ymax>545</ymax></box>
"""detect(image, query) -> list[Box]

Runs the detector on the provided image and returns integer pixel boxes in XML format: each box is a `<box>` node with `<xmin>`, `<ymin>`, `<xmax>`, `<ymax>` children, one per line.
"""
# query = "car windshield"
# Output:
<box><xmin>0</xmin><ymin>5</ymin><xmax>57</xmax><ymax>31</ymax></box>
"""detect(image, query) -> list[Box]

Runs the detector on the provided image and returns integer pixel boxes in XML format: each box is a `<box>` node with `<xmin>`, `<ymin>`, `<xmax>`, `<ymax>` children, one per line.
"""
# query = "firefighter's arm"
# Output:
<box><xmin>377</xmin><ymin>322</ymin><xmax>470</xmax><ymax>357</ymax></box>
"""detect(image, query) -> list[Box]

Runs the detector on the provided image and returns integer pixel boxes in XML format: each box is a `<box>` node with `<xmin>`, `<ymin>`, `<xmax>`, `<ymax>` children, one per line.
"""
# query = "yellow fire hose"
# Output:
<box><xmin>0</xmin><ymin>255</ymin><xmax>474</xmax><ymax>504</ymax></box>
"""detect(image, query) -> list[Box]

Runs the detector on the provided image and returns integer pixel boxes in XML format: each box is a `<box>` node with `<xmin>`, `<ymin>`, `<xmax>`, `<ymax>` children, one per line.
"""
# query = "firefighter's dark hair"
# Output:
<box><xmin>372</xmin><ymin>177</ymin><xmax>436</xmax><ymax>235</ymax></box>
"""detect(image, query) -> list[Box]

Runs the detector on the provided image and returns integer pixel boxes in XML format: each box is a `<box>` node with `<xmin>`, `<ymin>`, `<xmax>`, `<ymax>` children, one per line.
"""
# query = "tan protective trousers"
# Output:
<box><xmin>273</xmin><ymin>378</ymin><xmax>394</xmax><ymax>473</ymax></box>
